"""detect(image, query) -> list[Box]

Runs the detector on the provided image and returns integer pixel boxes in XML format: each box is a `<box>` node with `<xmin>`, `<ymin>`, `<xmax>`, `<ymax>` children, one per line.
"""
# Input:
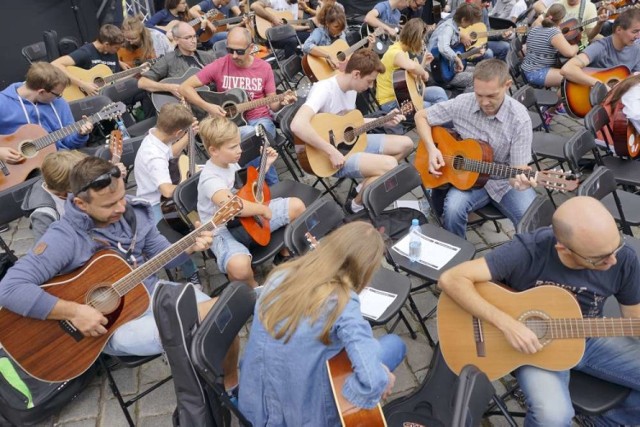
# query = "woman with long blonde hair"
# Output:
<box><xmin>239</xmin><ymin>221</ymin><xmax>406</xmax><ymax>426</ymax></box>
<box><xmin>119</xmin><ymin>15</ymin><xmax>172</xmax><ymax>68</ymax></box>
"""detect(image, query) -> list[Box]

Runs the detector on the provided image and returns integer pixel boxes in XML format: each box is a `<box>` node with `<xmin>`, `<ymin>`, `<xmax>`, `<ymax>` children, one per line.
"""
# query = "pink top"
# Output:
<box><xmin>196</xmin><ymin>56</ymin><xmax>276</xmax><ymax>121</ymax></box>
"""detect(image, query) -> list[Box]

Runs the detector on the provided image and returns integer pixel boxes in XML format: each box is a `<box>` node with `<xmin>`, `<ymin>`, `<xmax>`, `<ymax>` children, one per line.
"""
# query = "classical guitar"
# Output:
<box><xmin>294</xmin><ymin>101</ymin><xmax>415</xmax><ymax>177</ymax></box>
<box><xmin>562</xmin><ymin>65</ymin><xmax>630</xmax><ymax>118</ymax></box>
<box><xmin>438</xmin><ymin>281</ymin><xmax>640</xmax><ymax>381</ymax></box>
<box><xmin>459</xmin><ymin>22</ymin><xmax>528</xmax><ymax>48</ymax></box>
<box><xmin>430</xmin><ymin>44</ymin><xmax>486</xmax><ymax>86</ymax></box>
<box><xmin>237</xmin><ymin>124</ymin><xmax>272</xmax><ymax>246</ymax></box>
<box><xmin>199</xmin><ymin>83</ymin><xmax>311</xmax><ymax>127</ymax></box>
<box><xmin>0</xmin><ymin>196</ymin><xmax>242</xmax><ymax>383</ymax></box>
<box><xmin>108</xmin><ymin>130</ymin><xmax>123</xmax><ymax>165</ymax></box>
<box><xmin>254</xmin><ymin>9</ymin><xmax>315</xmax><ymax>39</ymax></box>
<box><xmin>118</xmin><ymin>46</ymin><xmax>156</xmax><ymax>68</ymax></box>
<box><xmin>414</xmin><ymin>126</ymin><xmax>579</xmax><ymax>191</ymax></box>
<box><xmin>560</xmin><ymin>2</ymin><xmax>639</xmax><ymax>44</ymax></box>
<box><xmin>302</xmin><ymin>27</ymin><xmax>384</xmax><ymax>82</ymax></box>
<box><xmin>150</xmin><ymin>67</ymin><xmax>211</xmax><ymax>114</ymax></box>
<box><xmin>0</xmin><ymin>103</ymin><xmax>126</xmax><ymax>192</ymax></box>
<box><xmin>62</xmin><ymin>58</ymin><xmax>159</xmax><ymax>101</ymax></box>
<box><xmin>190</xmin><ymin>10</ymin><xmax>255</xmax><ymax>42</ymax></box>
<box><xmin>327</xmin><ymin>350</ymin><xmax>387</xmax><ymax>427</ymax></box>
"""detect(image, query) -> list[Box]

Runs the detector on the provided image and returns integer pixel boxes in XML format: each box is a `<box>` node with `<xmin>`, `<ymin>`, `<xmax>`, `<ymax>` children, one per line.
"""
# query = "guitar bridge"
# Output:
<box><xmin>473</xmin><ymin>316</ymin><xmax>486</xmax><ymax>357</ymax></box>
<box><xmin>59</xmin><ymin>320</ymin><xmax>84</xmax><ymax>342</ymax></box>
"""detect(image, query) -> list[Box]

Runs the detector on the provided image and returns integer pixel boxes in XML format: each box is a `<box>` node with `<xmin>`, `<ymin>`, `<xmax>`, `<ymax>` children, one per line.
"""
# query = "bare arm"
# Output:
<box><xmin>251</xmin><ymin>1</ymin><xmax>280</xmax><ymax>25</ymax></box>
<box><xmin>561</xmin><ymin>53</ymin><xmax>599</xmax><ymax>87</ymax></box>
<box><xmin>550</xmin><ymin>33</ymin><xmax>579</xmax><ymax>58</ymax></box>
<box><xmin>212</xmin><ymin>188</ymin><xmax>270</xmax><ymax>218</ymax></box>
<box><xmin>179</xmin><ymin>75</ymin><xmax>226</xmax><ymax>116</ymax></box>
<box><xmin>620</xmin><ymin>303</ymin><xmax>640</xmax><ymax>318</ymax></box>
<box><xmin>393</xmin><ymin>52</ymin><xmax>429</xmax><ymax>81</ymax></box>
<box><xmin>364</xmin><ymin>9</ymin><xmax>396</xmax><ymax>37</ymax></box>
<box><xmin>138</xmin><ymin>76</ymin><xmax>181</xmax><ymax>97</ymax></box>
<box><xmin>51</xmin><ymin>55</ymin><xmax>100</xmax><ymax>96</ymax></box>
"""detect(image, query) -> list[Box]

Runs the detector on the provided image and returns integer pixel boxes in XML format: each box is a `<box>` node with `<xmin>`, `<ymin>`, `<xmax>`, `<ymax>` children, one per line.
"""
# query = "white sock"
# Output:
<box><xmin>351</xmin><ymin>199</ymin><xmax>364</xmax><ymax>213</ymax></box>
<box><xmin>355</xmin><ymin>183</ymin><xmax>363</xmax><ymax>193</ymax></box>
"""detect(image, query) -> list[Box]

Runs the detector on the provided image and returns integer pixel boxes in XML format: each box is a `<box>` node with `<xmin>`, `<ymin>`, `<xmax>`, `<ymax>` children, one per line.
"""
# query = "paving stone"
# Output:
<box><xmin>55</xmin><ymin>419</ymin><xmax>98</xmax><ymax>427</ymax></box>
<box><xmin>57</xmin><ymin>385</ymin><xmax>101</xmax><ymax>423</ymax></box>
<box><xmin>404</xmin><ymin>334</ymin><xmax>433</xmax><ymax>373</ymax></box>
<box><xmin>137</xmin><ymin>414</ymin><xmax>175</xmax><ymax>427</ymax></box>
<box><xmin>139</xmin><ymin>357</ymin><xmax>171</xmax><ymax>386</ymax></box>
<box><xmin>136</xmin><ymin>381</ymin><xmax>177</xmax><ymax>417</ymax></box>
<box><xmin>99</xmin><ymin>396</ymin><xmax>138</xmax><ymax>427</ymax></box>
<box><xmin>102</xmin><ymin>366</ymin><xmax>139</xmax><ymax>398</ymax></box>
<box><xmin>391</xmin><ymin>361</ymin><xmax>418</xmax><ymax>395</ymax></box>
<box><xmin>10</xmin><ymin>238</ymin><xmax>36</xmax><ymax>257</ymax></box>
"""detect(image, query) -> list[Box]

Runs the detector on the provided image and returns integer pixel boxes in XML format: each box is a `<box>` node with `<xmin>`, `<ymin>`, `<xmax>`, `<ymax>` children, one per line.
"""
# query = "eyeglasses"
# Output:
<box><xmin>47</xmin><ymin>89</ymin><xmax>63</xmax><ymax>98</ymax></box>
<box><xmin>77</xmin><ymin>167</ymin><xmax>122</xmax><ymax>194</ymax></box>
<box><xmin>563</xmin><ymin>233</ymin><xmax>625</xmax><ymax>266</ymax></box>
<box><xmin>226</xmin><ymin>46</ymin><xmax>251</xmax><ymax>55</ymax></box>
<box><xmin>176</xmin><ymin>34</ymin><xmax>197</xmax><ymax>40</ymax></box>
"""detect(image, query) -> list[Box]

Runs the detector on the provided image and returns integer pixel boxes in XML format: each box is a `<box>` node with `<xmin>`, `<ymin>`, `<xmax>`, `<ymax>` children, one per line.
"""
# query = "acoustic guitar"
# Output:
<box><xmin>327</xmin><ymin>350</ymin><xmax>387</xmax><ymax>427</ymax></box>
<box><xmin>150</xmin><ymin>67</ymin><xmax>211</xmax><ymax>114</ymax></box>
<box><xmin>562</xmin><ymin>65</ymin><xmax>630</xmax><ymax>118</ymax></box>
<box><xmin>62</xmin><ymin>59</ymin><xmax>159</xmax><ymax>101</ymax></box>
<box><xmin>430</xmin><ymin>44</ymin><xmax>486</xmax><ymax>86</ymax></box>
<box><xmin>0</xmin><ymin>103</ymin><xmax>126</xmax><ymax>192</ymax></box>
<box><xmin>459</xmin><ymin>23</ymin><xmax>528</xmax><ymax>48</ymax></box>
<box><xmin>437</xmin><ymin>281</ymin><xmax>640</xmax><ymax>381</ymax></box>
<box><xmin>294</xmin><ymin>101</ymin><xmax>415</xmax><ymax>177</ymax></box>
<box><xmin>108</xmin><ymin>130</ymin><xmax>123</xmax><ymax>165</ymax></box>
<box><xmin>199</xmin><ymin>83</ymin><xmax>311</xmax><ymax>127</ymax></box>
<box><xmin>560</xmin><ymin>2</ymin><xmax>639</xmax><ymax>44</ymax></box>
<box><xmin>237</xmin><ymin>124</ymin><xmax>272</xmax><ymax>246</ymax></box>
<box><xmin>610</xmin><ymin>102</ymin><xmax>640</xmax><ymax>158</ymax></box>
<box><xmin>302</xmin><ymin>27</ymin><xmax>385</xmax><ymax>82</ymax></box>
<box><xmin>359</xmin><ymin>22</ymin><xmax>399</xmax><ymax>56</ymax></box>
<box><xmin>414</xmin><ymin>127</ymin><xmax>579</xmax><ymax>191</ymax></box>
<box><xmin>0</xmin><ymin>196</ymin><xmax>242</xmax><ymax>383</ymax></box>
<box><xmin>118</xmin><ymin>46</ymin><xmax>156</xmax><ymax>69</ymax></box>
<box><xmin>254</xmin><ymin>9</ymin><xmax>315</xmax><ymax>39</ymax></box>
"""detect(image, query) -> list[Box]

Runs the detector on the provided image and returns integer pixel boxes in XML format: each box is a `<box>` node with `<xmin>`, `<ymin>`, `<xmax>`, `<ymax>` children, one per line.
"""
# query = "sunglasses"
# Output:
<box><xmin>564</xmin><ymin>232</ymin><xmax>625</xmax><ymax>267</ymax></box>
<box><xmin>78</xmin><ymin>166</ymin><xmax>122</xmax><ymax>194</ymax></box>
<box><xmin>226</xmin><ymin>46</ymin><xmax>250</xmax><ymax>55</ymax></box>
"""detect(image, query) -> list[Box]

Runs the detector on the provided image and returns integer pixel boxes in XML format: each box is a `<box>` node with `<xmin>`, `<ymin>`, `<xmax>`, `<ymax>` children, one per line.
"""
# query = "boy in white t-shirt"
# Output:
<box><xmin>197</xmin><ymin>116</ymin><xmax>305</xmax><ymax>287</ymax></box>
<box><xmin>291</xmin><ymin>48</ymin><xmax>413</xmax><ymax>213</ymax></box>
<box><xmin>134</xmin><ymin>103</ymin><xmax>202</xmax><ymax>288</ymax></box>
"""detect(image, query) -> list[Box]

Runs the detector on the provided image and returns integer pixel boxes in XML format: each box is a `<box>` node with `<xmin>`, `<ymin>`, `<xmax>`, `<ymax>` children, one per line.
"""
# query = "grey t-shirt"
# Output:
<box><xmin>583</xmin><ymin>36</ymin><xmax>640</xmax><ymax>71</ymax></box>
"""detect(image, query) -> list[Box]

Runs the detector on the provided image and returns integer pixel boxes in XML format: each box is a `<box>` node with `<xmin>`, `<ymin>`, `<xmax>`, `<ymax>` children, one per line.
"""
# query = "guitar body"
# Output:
<box><xmin>118</xmin><ymin>47</ymin><xmax>155</xmax><ymax>68</ymax></box>
<box><xmin>430</xmin><ymin>44</ymin><xmax>467</xmax><ymax>85</ymax></box>
<box><xmin>611</xmin><ymin>106</ymin><xmax>640</xmax><ymax>158</ymax></box>
<box><xmin>459</xmin><ymin>22</ymin><xmax>488</xmax><ymax>48</ymax></box>
<box><xmin>62</xmin><ymin>64</ymin><xmax>114</xmax><ymax>101</ymax></box>
<box><xmin>559</xmin><ymin>17</ymin><xmax>582</xmax><ymax>45</ymax></box>
<box><xmin>414</xmin><ymin>127</ymin><xmax>492</xmax><ymax>190</ymax></box>
<box><xmin>360</xmin><ymin>23</ymin><xmax>394</xmax><ymax>56</ymax></box>
<box><xmin>255</xmin><ymin>9</ymin><xmax>294</xmax><ymax>39</ymax></box>
<box><xmin>199</xmin><ymin>89</ymin><xmax>250</xmax><ymax>126</ymax></box>
<box><xmin>301</xmin><ymin>39</ymin><xmax>350</xmax><ymax>82</ymax></box>
<box><xmin>0</xmin><ymin>251</ymin><xmax>150</xmax><ymax>382</ymax></box>
<box><xmin>327</xmin><ymin>350</ymin><xmax>387</xmax><ymax>427</ymax></box>
<box><xmin>392</xmin><ymin>64</ymin><xmax>424</xmax><ymax>116</ymax></box>
<box><xmin>437</xmin><ymin>282</ymin><xmax>585</xmax><ymax>381</ymax></box>
<box><xmin>150</xmin><ymin>67</ymin><xmax>211</xmax><ymax>113</ymax></box>
<box><xmin>194</xmin><ymin>9</ymin><xmax>225</xmax><ymax>42</ymax></box>
<box><xmin>563</xmin><ymin>65</ymin><xmax>631</xmax><ymax>118</ymax></box>
<box><xmin>237</xmin><ymin>166</ymin><xmax>272</xmax><ymax>246</ymax></box>
<box><xmin>293</xmin><ymin>109</ymin><xmax>368</xmax><ymax>177</ymax></box>
<box><xmin>0</xmin><ymin>124</ymin><xmax>54</xmax><ymax>192</ymax></box>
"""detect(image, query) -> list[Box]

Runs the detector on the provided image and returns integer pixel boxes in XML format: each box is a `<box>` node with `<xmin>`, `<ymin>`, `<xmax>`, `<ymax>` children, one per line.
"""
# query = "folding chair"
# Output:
<box><xmin>21</xmin><ymin>41</ymin><xmax>47</xmax><ymax>64</ymax></box>
<box><xmin>191</xmin><ymin>281</ymin><xmax>256</xmax><ymax>426</ymax></box>
<box><xmin>516</xmin><ymin>194</ymin><xmax>556</xmax><ymax>234</ymax></box>
<box><xmin>283</xmin><ymin>197</ymin><xmax>416</xmax><ymax>336</ymax></box>
<box><xmin>0</xmin><ymin>177</ymin><xmax>39</xmax><ymax>236</ymax></box>
<box><xmin>265</xmin><ymin>25</ymin><xmax>305</xmax><ymax>91</ymax></box>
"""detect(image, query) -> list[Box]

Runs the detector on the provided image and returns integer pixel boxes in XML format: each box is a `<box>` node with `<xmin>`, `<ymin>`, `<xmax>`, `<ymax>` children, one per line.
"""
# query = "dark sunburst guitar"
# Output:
<box><xmin>0</xmin><ymin>196</ymin><xmax>242</xmax><ymax>383</ymax></box>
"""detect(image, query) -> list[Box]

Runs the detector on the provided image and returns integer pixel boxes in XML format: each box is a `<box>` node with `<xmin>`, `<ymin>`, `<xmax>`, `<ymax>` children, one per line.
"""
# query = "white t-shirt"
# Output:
<box><xmin>265</xmin><ymin>0</ymin><xmax>298</xmax><ymax>15</ymax></box>
<box><xmin>622</xmin><ymin>84</ymin><xmax>640</xmax><ymax>134</ymax></box>
<box><xmin>197</xmin><ymin>160</ymin><xmax>241</xmax><ymax>227</ymax></box>
<box><xmin>540</xmin><ymin>0</ymin><xmax>597</xmax><ymax>45</ymax></box>
<box><xmin>304</xmin><ymin>75</ymin><xmax>357</xmax><ymax>115</ymax></box>
<box><xmin>510</xmin><ymin>0</ymin><xmax>527</xmax><ymax>20</ymax></box>
<box><xmin>134</xmin><ymin>129</ymin><xmax>173</xmax><ymax>207</ymax></box>
<box><xmin>42</xmin><ymin>184</ymin><xmax>66</xmax><ymax>217</ymax></box>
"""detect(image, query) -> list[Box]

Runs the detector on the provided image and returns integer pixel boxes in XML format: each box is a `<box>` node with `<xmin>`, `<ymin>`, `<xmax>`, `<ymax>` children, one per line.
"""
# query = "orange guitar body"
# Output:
<box><xmin>0</xmin><ymin>251</ymin><xmax>149</xmax><ymax>382</ymax></box>
<box><xmin>327</xmin><ymin>350</ymin><xmax>387</xmax><ymax>427</ymax></box>
<box><xmin>118</xmin><ymin>46</ymin><xmax>156</xmax><ymax>68</ymax></box>
<box><xmin>563</xmin><ymin>65</ymin><xmax>630</xmax><ymax>118</ymax></box>
<box><xmin>0</xmin><ymin>124</ymin><xmax>53</xmax><ymax>192</ymax></box>
<box><xmin>414</xmin><ymin>127</ymin><xmax>492</xmax><ymax>190</ymax></box>
<box><xmin>194</xmin><ymin>9</ymin><xmax>225</xmax><ymax>42</ymax></box>
<box><xmin>237</xmin><ymin>166</ymin><xmax>272</xmax><ymax>246</ymax></box>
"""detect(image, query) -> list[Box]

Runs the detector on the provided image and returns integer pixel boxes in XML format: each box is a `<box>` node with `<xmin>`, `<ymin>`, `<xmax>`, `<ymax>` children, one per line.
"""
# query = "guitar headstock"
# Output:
<box><xmin>109</xmin><ymin>130</ymin><xmax>123</xmax><ymax>162</ymax></box>
<box><xmin>537</xmin><ymin>170</ymin><xmax>579</xmax><ymax>192</ymax></box>
<box><xmin>305</xmin><ymin>231</ymin><xmax>319</xmax><ymax>250</ymax></box>
<box><xmin>255</xmin><ymin>123</ymin><xmax>271</xmax><ymax>149</ymax></box>
<box><xmin>213</xmin><ymin>195</ymin><xmax>243</xmax><ymax>226</ymax></box>
<box><xmin>98</xmin><ymin>102</ymin><xmax>127</xmax><ymax>121</ymax></box>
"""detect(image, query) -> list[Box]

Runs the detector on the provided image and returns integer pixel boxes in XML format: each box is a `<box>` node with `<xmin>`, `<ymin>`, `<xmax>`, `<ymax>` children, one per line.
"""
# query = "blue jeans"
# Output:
<box><xmin>441</xmin><ymin>186</ymin><xmax>536</xmax><ymax>237</ymax></box>
<box><xmin>380</xmin><ymin>85</ymin><xmax>448</xmax><ymax>111</ymax></box>
<box><xmin>515</xmin><ymin>337</ymin><xmax>640</xmax><ymax>426</ymax></box>
<box><xmin>240</xmin><ymin>117</ymin><xmax>279</xmax><ymax>185</ymax></box>
<box><xmin>487</xmin><ymin>40</ymin><xmax>510</xmax><ymax>61</ymax></box>
<box><xmin>378</xmin><ymin>334</ymin><xmax>406</xmax><ymax>371</ymax></box>
<box><xmin>151</xmin><ymin>204</ymin><xmax>198</xmax><ymax>278</ymax></box>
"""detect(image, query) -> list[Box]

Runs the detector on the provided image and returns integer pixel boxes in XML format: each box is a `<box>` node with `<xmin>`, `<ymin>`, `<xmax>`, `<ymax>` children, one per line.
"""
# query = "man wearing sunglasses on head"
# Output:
<box><xmin>0</xmin><ymin>156</ymin><xmax>243</xmax><ymax>391</ymax></box>
<box><xmin>0</xmin><ymin>62</ymin><xmax>93</xmax><ymax>151</ymax></box>
<box><xmin>438</xmin><ymin>196</ymin><xmax>640</xmax><ymax>426</ymax></box>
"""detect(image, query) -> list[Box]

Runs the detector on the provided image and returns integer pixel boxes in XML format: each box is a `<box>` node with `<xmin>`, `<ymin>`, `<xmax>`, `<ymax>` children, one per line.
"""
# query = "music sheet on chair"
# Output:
<box><xmin>393</xmin><ymin>231</ymin><xmax>461</xmax><ymax>270</ymax></box>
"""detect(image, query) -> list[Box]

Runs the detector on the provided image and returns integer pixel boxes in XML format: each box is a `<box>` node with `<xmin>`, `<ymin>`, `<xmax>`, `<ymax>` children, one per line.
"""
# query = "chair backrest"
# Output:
<box><xmin>284</xmin><ymin>198</ymin><xmax>345</xmax><ymax>256</ymax></box>
<box><xmin>280</xmin><ymin>55</ymin><xmax>303</xmax><ymax>83</ymax></box>
<box><xmin>511</xmin><ymin>85</ymin><xmax>537</xmax><ymax>110</ymax></box>
<box><xmin>239</xmin><ymin>128</ymin><xmax>268</xmax><ymax>167</ymax></box>
<box><xmin>212</xmin><ymin>39</ymin><xmax>227</xmax><ymax>59</ymax></box>
<box><xmin>516</xmin><ymin>194</ymin><xmax>556</xmax><ymax>234</ymax></box>
<box><xmin>577</xmin><ymin>165</ymin><xmax>617</xmax><ymax>200</ymax></box>
<box><xmin>100</xmin><ymin>78</ymin><xmax>143</xmax><ymax>103</ymax></box>
<box><xmin>0</xmin><ymin>177</ymin><xmax>39</xmax><ymax>226</ymax></box>
<box><xmin>266</xmin><ymin>24</ymin><xmax>298</xmax><ymax>44</ymax></box>
<box><xmin>562</xmin><ymin>127</ymin><xmax>597</xmax><ymax>173</ymax></box>
<box><xmin>278</xmin><ymin>100</ymin><xmax>305</xmax><ymax>142</ymax></box>
<box><xmin>589</xmin><ymin>82</ymin><xmax>608</xmax><ymax>106</ymax></box>
<box><xmin>361</xmin><ymin>163</ymin><xmax>425</xmax><ymax>217</ymax></box>
<box><xmin>173</xmin><ymin>172</ymin><xmax>201</xmax><ymax>227</ymax></box>
<box><xmin>190</xmin><ymin>282</ymin><xmax>255</xmax><ymax>426</ymax></box>
<box><xmin>119</xmin><ymin>135</ymin><xmax>145</xmax><ymax>171</ymax></box>
<box><xmin>68</xmin><ymin>95</ymin><xmax>113</xmax><ymax>121</ymax></box>
<box><xmin>21</xmin><ymin>42</ymin><xmax>47</xmax><ymax>64</ymax></box>
<box><xmin>583</xmin><ymin>104</ymin><xmax>610</xmax><ymax>136</ymax></box>
<box><xmin>451</xmin><ymin>365</ymin><xmax>496</xmax><ymax>427</ymax></box>
<box><xmin>42</xmin><ymin>30</ymin><xmax>60</xmax><ymax>62</ymax></box>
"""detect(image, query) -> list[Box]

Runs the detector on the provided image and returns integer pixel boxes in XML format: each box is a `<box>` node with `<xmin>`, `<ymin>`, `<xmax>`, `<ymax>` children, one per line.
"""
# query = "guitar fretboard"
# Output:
<box><xmin>539</xmin><ymin>318</ymin><xmax>640</xmax><ymax>338</ymax></box>
<box><xmin>31</xmin><ymin>112</ymin><xmax>111</xmax><ymax>152</ymax></box>
<box><xmin>232</xmin><ymin>93</ymin><xmax>286</xmax><ymax>114</ymax></box>
<box><xmin>455</xmin><ymin>156</ymin><xmax>536</xmax><ymax>180</ymax></box>
<box><xmin>345</xmin><ymin>111</ymin><xmax>405</xmax><ymax>141</ymax></box>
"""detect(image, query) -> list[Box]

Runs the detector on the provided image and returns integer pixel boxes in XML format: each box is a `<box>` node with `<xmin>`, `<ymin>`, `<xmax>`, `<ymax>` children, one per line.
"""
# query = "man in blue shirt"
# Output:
<box><xmin>365</xmin><ymin>0</ymin><xmax>409</xmax><ymax>38</ymax></box>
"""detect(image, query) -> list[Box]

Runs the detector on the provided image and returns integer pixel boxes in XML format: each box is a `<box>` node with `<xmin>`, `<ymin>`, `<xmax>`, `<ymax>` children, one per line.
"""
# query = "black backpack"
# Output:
<box><xmin>0</xmin><ymin>351</ymin><xmax>96</xmax><ymax>426</ymax></box>
<box><xmin>153</xmin><ymin>282</ymin><xmax>228</xmax><ymax>427</ymax></box>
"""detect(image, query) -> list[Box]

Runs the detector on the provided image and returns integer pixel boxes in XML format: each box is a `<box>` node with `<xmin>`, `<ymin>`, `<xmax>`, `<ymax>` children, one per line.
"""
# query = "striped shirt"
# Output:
<box><xmin>521</xmin><ymin>26</ymin><xmax>561</xmax><ymax>73</ymax></box>
<box><xmin>425</xmin><ymin>93</ymin><xmax>532</xmax><ymax>202</ymax></box>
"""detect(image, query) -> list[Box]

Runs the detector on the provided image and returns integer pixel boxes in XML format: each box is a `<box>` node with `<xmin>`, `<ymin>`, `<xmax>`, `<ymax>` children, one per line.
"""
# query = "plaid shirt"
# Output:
<box><xmin>425</xmin><ymin>93</ymin><xmax>532</xmax><ymax>202</ymax></box>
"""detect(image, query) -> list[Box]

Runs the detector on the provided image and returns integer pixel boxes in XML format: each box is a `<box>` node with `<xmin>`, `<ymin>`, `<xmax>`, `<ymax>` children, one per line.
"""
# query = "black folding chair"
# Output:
<box><xmin>21</xmin><ymin>41</ymin><xmax>47</xmax><ymax>64</ymax></box>
<box><xmin>516</xmin><ymin>194</ymin><xmax>556</xmax><ymax>234</ymax></box>
<box><xmin>265</xmin><ymin>25</ymin><xmax>304</xmax><ymax>91</ymax></box>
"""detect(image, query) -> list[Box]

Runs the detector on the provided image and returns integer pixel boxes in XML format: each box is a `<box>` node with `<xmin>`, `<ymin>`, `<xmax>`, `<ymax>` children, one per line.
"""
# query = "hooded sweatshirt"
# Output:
<box><xmin>0</xmin><ymin>82</ymin><xmax>89</xmax><ymax>150</ymax></box>
<box><xmin>0</xmin><ymin>195</ymin><xmax>190</xmax><ymax>319</ymax></box>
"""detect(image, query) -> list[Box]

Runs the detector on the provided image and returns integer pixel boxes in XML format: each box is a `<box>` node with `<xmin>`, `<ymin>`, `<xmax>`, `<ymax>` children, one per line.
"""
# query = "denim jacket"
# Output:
<box><xmin>302</xmin><ymin>27</ymin><xmax>346</xmax><ymax>55</ymax></box>
<box><xmin>238</xmin><ymin>274</ymin><xmax>389</xmax><ymax>426</ymax></box>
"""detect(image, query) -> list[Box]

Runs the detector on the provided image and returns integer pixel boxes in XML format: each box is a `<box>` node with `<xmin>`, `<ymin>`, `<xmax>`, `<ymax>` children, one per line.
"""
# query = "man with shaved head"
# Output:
<box><xmin>438</xmin><ymin>196</ymin><xmax>640</xmax><ymax>426</ymax></box>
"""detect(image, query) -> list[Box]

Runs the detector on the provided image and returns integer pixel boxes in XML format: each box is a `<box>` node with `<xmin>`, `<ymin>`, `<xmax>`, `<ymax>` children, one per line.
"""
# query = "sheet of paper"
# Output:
<box><xmin>393</xmin><ymin>200</ymin><xmax>421</xmax><ymax>211</ymax></box>
<box><xmin>392</xmin><ymin>230</ymin><xmax>461</xmax><ymax>270</ymax></box>
<box><xmin>359</xmin><ymin>287</ymin><xmax>397</xmax><ymax>321</ymax></box>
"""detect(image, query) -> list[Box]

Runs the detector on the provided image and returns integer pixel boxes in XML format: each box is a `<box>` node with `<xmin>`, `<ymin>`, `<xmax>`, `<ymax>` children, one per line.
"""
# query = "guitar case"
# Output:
<box><xmin>152</xmin><ymin>282</ymin><xmax>228</xmax><ymax>427</ymax></box>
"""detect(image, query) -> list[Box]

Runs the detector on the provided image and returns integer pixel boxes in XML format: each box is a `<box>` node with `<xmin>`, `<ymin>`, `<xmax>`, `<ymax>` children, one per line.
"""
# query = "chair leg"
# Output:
<box><xmin>99</xmin><ymin>357</ymin><xmax>136</xmax><ymax>427</ymax></box>
<box><xmin>490</xmin><ymin>393</ymin><xmax>520</xmax><ymax>427</ymax></box>
<box><xmin>407</xmin><ymin>294</ymin><xmax>436</xmax><ymax>347</ymax></box>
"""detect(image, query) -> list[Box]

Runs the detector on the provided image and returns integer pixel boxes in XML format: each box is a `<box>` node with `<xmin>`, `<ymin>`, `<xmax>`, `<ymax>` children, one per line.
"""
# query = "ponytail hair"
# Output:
<box><xmin>541</xmin><ymin>4</ymin><xmax>566</xmax><ymax>27</ymax></box>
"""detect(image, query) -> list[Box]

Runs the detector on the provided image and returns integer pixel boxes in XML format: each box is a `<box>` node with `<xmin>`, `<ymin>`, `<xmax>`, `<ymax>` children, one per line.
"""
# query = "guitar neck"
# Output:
<box><xmin>350</xmin><ymin>112</ymin><xmax>399</xmax><ymax>137</ymax></box>
<box><xmin>570</xmin><ymin>4</ymin><xmax>635</xmax><ymax>30</ymax></box>
<box><xmin>31</xmin><ymin>113</ymin><xmax>105</xmax><ymax>152</ymax></box>
<box><xmin>457</xmin><ymin>157</ymin><xmax>536</xmax><ymax>180</ymax></box>
<box><xmin>103</xmin><ymin>65</ymin><xmax>147</xmax><ymax>84</ymax></box>
<box><xmin>255</xmin><ymin>140</ymin><xmax>270</xmax><ymax>198</ymax></box>
<box><xmin>188</xmin><ymin>8</ymin><xmax>219</xmax><ymax>26</ymax></box>
<box><xmin>188</xmin><ymin>128</ymin><xmax>197</xmax><ymax>177</ymax></box>
<box><xmin>459</xmin><ymin>46</ymin><xmax>484</xmax><ymax>60</ymax></box>
<box><xmin>233</xmin><ymin>92</ymin><xmax>285</xmax><ymax>114</ymax></box>
<box><xmin>547</xmin><ymin>317</ymin><xmax>640</xmax><ymax>339</ymax></box>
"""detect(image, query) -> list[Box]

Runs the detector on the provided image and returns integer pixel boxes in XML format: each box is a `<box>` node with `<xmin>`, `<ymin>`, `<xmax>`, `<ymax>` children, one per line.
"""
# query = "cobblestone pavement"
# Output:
<box><xmin>1</xmin><ymin>111</ymin><xmax>592</xmax><ymax>426</ymax></box>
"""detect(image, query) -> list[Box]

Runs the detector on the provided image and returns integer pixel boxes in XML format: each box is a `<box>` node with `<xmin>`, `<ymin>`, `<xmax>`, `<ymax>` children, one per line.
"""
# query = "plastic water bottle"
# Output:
<box><xmin>115</xmin><ymin>117</ymin><xmax>131</xmax><ymax>140</ymax></box>
<box><xmin>409</xmin><ymin>219</ymin><xmax>422</xmax><ymax>263</ymax></box>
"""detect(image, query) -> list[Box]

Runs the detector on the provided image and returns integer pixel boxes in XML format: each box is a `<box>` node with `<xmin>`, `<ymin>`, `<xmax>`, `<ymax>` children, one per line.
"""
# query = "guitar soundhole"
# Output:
<box><xmin>452</xmin><ymin>155</ymin><xmax>465</xmax><ymax>170</ymax></box>
<box><xmin>94</xmin><ymin>77</ymin><xmax>106</xmax><ymax>88</ymax></box>
<box><xmin>225</xmin><ymin>103</ymin><xmax>238</xmax><ymax>119</ymax></box>
<box><xmin>343</xmin><ymin>127</ymin><xmax>356</xmax><ymax>144</ymax></box>
<box><xmin>87</xmin><ymin>285</ymin><xmax>121</xmax><ymax>315</ymax></box>
<box><xmin>520</xmin><ymin>311</ymin><xmax>552</xmax><ymax>345</ymax></box>
<box><xmin>19</xmin><ymin>141</ymin><xmax>38</xmax><ymax>158</ymax></box>
<box><xmin>470</xmin><ymin>31</ymin><xmax>478</xmax><ymax>41</ymax></box>
<box><xmin>609</xmin><ymin>79</ymin><xmax>621</xmax><ymax>87</ymax></box>
<box><xmin>336</xmin><ymin>52</ymin><xmax>346</xmax><ymax>62</ymax></box>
